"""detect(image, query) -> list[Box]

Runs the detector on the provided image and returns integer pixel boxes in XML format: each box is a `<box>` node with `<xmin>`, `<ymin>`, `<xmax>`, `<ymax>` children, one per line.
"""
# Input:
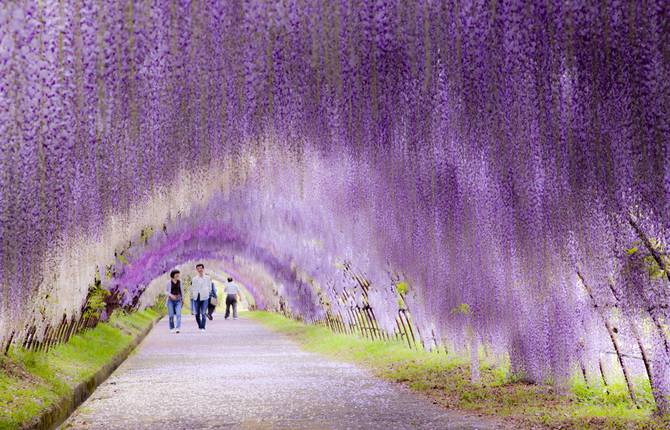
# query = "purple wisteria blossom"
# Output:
<box><xmin>0</xmin><ymin>0</ymin><xmax>668</xmax><ymax>412</ymax></box>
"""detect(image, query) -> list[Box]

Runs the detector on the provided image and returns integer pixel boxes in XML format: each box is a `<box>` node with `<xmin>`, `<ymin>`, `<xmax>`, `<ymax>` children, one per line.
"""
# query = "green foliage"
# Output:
<box><xmin>139</xmin><ymin>227</ymin><xmax>154</xmax><ymax>244</ymax></box>
<box><xmin>151</xmin><ymin>293</ymin><xmax>168</xmax><ymax>315</ymax></box>
<box><xmin>451</xmin><ymin>303</ymin><xmax>472</xmax><ymax>316</ymax></box>
<box><xmin>82</xmin><ymin>282</ymin><xmax>110</xmax><ymax>319</ymax></box>
<box><xmin>0</xmin><ymin>309</ymin><xmax>158</xmax><ymax>430</ymax></box>
<box><xmin>84</xmin><ymin>288</ymin><xmax>109</xmax><ymax>318</ymax></box>
<box><xmin>571</xmin><ymin>375</ymin><xmax>655</xmax><ymax>410</ymax></box>
<box><xmin>489</xmin><ymin>361</ymin><xmax>511</xmax><ymax>387</ymax></box>
<box><xmin>645</xmin><ymin>255</ymin><xmax>667</xmax><ymax>280</ymax></box>
<box><xmin>395</xmin><ymin>281</ymin><xmax>409</xmax><ymax>296</ymax></box>
<box><xmin>116</xmin><ymin>253</ymin><xmax>129</xmax><ymax>265</ymax></box>
<box><xmin>247</xmin><ymin>309</ymin><xmax>443</xmax><ymax>366</ymax></box>
<box><xmin>625</xmin><ymin>239</ymin><xmax>668</xmax><ymax>280</ymax></box>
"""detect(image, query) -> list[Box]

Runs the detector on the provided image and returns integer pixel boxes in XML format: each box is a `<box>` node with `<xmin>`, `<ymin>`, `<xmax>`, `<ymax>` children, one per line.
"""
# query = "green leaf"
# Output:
<box><xmin>395</xmin><ymin>281</ymin><xmax>409</xmax><ymax>296</ymax></box>
<box><xmin>451</xmin><ymin>303</ymin><xmax>472</xmax><ymax>316</ymax></box>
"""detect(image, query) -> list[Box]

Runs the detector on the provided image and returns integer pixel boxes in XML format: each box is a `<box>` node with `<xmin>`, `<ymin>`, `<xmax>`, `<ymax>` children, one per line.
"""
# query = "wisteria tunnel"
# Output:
<box><xmin>1</xmin><ymin>1</ymin><xmax>669</xmax><ymax>428</ymax></box>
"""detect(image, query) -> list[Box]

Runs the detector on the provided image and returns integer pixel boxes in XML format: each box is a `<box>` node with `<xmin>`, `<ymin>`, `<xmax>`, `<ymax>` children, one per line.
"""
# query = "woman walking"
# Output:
<box><xmin>167</xmin><ymin>269</ymin><xmax>183</xmax><ymax>333</ymax></box>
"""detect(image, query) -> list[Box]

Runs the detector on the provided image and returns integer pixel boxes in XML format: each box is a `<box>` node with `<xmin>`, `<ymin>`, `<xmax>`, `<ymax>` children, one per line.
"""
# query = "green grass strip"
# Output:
<box><xmin>246</xmin><ymin>311</ymin><xmax>669</xmax><ymax>430</ymax></box>
<box><xmin>0</xmin><ymin>308</ymin><xmax>159</xmax><ymax>430</ymax></box>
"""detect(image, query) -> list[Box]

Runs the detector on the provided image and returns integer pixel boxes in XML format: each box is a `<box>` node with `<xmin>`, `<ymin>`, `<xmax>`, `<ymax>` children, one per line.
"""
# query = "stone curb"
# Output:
<box><xmin>22</xmin><ymin>314</ymin><xmax>162</xmax><ymax>430</ymax></box>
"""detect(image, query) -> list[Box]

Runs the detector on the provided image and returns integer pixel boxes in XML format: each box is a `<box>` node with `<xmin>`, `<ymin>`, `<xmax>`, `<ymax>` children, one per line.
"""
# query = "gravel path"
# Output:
<box><xmin>60</xmin><ymin>314</ymin><xmax>498</xmax><ymax>430</ymax></box>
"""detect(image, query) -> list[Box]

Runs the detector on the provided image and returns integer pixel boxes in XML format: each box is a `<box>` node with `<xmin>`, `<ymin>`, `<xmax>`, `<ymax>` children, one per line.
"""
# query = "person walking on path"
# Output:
<box><xmin>166</xmin><ymin>269</ymin><xmax>183</xmax><ymax>333</ymax></box>
<box><xmin>224</xmin><ymin>277</ymin><xmax>241</xmax><ymax>320</ymax></box>
<box><xmin>207</xmin><ymin>281</ymin><xmax>218</xmax><ymax>320</ymax></box>
<box><xmin>190</xmin><ymin>263</ymin><xmax>211</xmax><ymax>331</ymax></box>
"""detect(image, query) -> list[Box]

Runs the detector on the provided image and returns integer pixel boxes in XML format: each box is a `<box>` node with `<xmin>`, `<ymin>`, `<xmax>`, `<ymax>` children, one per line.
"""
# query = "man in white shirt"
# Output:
<box><xmin>191</xmin><ymin>263</ymin><xmax>212</xmax><ymax>331</ymax></box>
<box><xmin>224</xmin><ymin>277</ymin><xmax>242</xmax><ymax>320</ymax></box>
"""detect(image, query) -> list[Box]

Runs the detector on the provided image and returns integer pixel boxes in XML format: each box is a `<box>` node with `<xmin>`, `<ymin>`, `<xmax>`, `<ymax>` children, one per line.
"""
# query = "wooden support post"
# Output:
<box><xmin>31</xmin><ymin>333</ymin><xmax>40</xmax><ymax>352</ymax></box>
<box><xmin>36</xmin><ymin>326</ymin><xmax>46</xmax><ymax>351</ymax></box>
<box><xmin>22</xmin><ymin>326</ymin><xmax>34</xmax><ymax>349</ymax></box>
<box><xmin>346</xmin><ymin>307</ymin><xmax>359</xmax><ymax>336</ymax></box>
<box><xmin>64</xmin><ymin>316</ymin><xmax>76</xmax><ymax>343</ymax></box>
<box><xmin>4</xmin><ymin>331</ymin><xmax>15</xmax><ymax>355</ymax></box>
<box><xmin>336</xmin><ymin>313</ymin><xmax>346</xmax><ymax>334</ymax></box>
<box><xmin>351</xmin><ymin>308</ymin><xmax>362</xmax><ymax>337</ymax></box>
<box><xmin>43</xmin><ymin>325</ymin><xmax>54</xmax><ymax>352</ymax></box>
<box><xmin>579</xmin><ymin>359</ymin><xmax>589</xmax><ymax>386</ymax></box>
<box><xmin>47</xmin><ymin>324</ymin><xmax>56</xmax><ymax>351</ymax></box>
<box><xmin>27</xmin><ymin>326</ymin><xmax>39</xmax><ymax>350</ymax></box>
<box><xmin>432</xmin><ymin>329</ymin><xmax>440</xmax><ymax>353</ymax></box>
<box><xmin>630</xmin><ymin>322</ymin><xmax>654</xmax><ymax>388</ymax></box>
<box><xmin>367</xmin><ymin>307</ymin><xmax>388</xmax><ymax>341</ymax></box>
<box><xmin>329</xmin><ymin>314</ymin><xmax>339</xmax><ymax>333</ymax></box>
<box><xmin>599</xmin><ymin>357</ymin><xmax>610</xmax><ymax>389</ymax></box>
<box><xmin>577</xmin><ymin>269</ymin><xmax>637</xmax><ymax>404</ymax></box>
<box><xmin>606</xmin><ymin>280</ymin><xmax>666</xmax><ymax>411</ymax></box>
<box><xmin>327</xmin><ymin>314</ymin><xmax>335</xmax><ymax>333</ymax></box>
<box><xmin>394</xmin><ymin>321</ymin><xmax>403</xmax><ymax>341</ymax></box>
<box><xmin>340</xmin><ymin>314</ymin><xmax>349</xmax><ymax>334</ymax></box>
<box><xmin>44</xmin><ymin>325</ymin><xmax>54</xmax><ymax>353</ymax></box>
<box><xmin>354</xmin><ymin>308</ymin><xmax>368</xmax><ymax>339</ymax></box>
<box><xmin>55</xmin><ymin>321</ymin><xmax>64</xmax><ymax>345</ymax></box>
<box><xmin>401</xmin><ymin>310</ymin><xmax>419</xmax><ymax>349</ymax></box>
<box><xmin>57</xmin><ymin>314</ymin><xmax>68</xmax><ymax>344</ymax></box>
<box><xmin>359</xmin><ymin>307</ymin><xmax>377</xmax><ymax>340</ymax></box>
<box><xmin>397</xmin><ymin>312</ymin><xmax>413</xmax><ymax>349</ymax></box>
<box><xmin>337</xmin><ymin>314</ymin><xmax>346</xmax><ymax>334</ymax></box>
<box><xmin>358</xmin><ymin>308</ymin><xmax>371</xmax><ymax>339</ymax></box>
<box><xmin>75</xmin><ymin>314</ymin><xmax>84</xmax><ymax>332</ymax></box>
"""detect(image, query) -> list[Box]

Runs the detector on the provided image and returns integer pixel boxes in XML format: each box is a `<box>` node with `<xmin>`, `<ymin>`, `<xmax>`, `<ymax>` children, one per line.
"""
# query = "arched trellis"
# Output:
<box><xmin>108</xmin><ymin>217</ymin><xmax>427</xmax><ymax>352</ymax></box>
<box><xmin>0</xmin><ymin>0</ymin><xmax>669</xmax><ymax>414</ymax></box>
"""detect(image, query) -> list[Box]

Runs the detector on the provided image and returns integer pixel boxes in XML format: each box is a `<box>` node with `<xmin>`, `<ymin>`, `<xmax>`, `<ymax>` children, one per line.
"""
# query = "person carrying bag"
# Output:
<box><xmin>207</xmin><ymin>281</ymin><xmax>218</xmax><ymax>320</ymax></box>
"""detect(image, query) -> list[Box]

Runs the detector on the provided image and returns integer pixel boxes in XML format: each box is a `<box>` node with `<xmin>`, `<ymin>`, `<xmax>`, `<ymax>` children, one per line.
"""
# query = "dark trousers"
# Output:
<box><xmin>225</xmin><ymin>294</ymin><xmax>238</xmax><ymax>319</ymax></box>
<box><xmin>193</xmin><ymin>299</ymin><xmax>208</xmax><ymax>329</ymax></box>
<box><xmin>207</xmin><ymin>302</ymin><xmax>216</xmax><ymax>318</ymax></box>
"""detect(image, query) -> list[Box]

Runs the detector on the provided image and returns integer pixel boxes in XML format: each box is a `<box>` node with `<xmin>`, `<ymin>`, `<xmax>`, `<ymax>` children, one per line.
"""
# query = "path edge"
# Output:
<box><xmin>23</xmin><ymin>314</ymin><xmax>162</xmax><ymax>430</ymax></box>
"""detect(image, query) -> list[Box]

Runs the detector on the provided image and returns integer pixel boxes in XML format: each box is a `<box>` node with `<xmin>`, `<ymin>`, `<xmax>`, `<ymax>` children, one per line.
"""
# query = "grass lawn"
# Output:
<box><xmin>0</xmin><ymin>309</ymin><xmax>159</xmax><ymax>430</ymax></box>
<box><xmin>246</xmin><ymin>311</ymin><xmax>669</xmax><ymax>430</ymax></box>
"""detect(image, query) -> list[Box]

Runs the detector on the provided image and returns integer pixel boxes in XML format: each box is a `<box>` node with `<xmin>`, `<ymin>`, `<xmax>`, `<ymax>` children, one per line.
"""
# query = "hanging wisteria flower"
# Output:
<box><xmin>0</xmin><ymin>0</ymin><xmax>668</xmax><ymax>413</ymax></box>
